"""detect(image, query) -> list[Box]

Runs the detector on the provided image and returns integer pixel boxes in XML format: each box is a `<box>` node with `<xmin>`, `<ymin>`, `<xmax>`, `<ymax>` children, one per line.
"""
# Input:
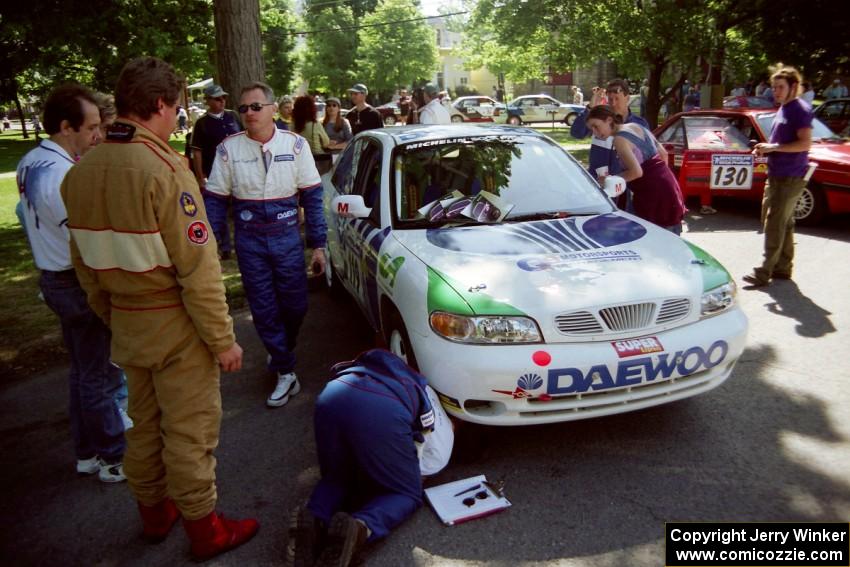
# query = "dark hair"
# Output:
<box><xmin>322</xmin><ymin>101</ymin><xmax>345</xmax><ymax>131</ymax></box>
<box><xmin>587</xmin><ymin>104</ymin><xmax>624</xmax><ymax>124</ymax></box>
<box><xmin>292</xmin><ymin>95</ymin><xmax>317</xmax><ymax>133</ymax></box>
<box><xmin>407</xmin><ymin>87</ymin><xmax>426</xmax><ymax>124</ymax></box>
<box><xmin>43</xmin><ymin>83</ymin><xmax>98</xmax><ymax>135</ymax></box>
<box><xmin>115</xmin><ymin>57</ymin><xmax>182</xmax><ymax>120</ymax></box>
<box><xmin>241</xmin><ymin>81</ymin><xmax>275</xmax><ymax>103</ymax></box>
<box><xmin>606</xmin><ymin>78</ymin><xmax>630</xmax><ymax>94</ymax></box>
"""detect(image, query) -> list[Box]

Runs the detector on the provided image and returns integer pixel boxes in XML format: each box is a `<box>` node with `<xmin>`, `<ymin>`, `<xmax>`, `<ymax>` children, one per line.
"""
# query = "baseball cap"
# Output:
<box><xmin>347</xmin><ymin>83</ymin><xmax>368</xmax><ymax>94</ymax></box>
<box><xmin>203</xmin><ymin>84</ymin><xmax>228</xmax><ymax>98</ymax></box>
<box><xmin>424</xmin><ymin>83</ymin><xmax>439</xmax><ymax>96</ymax></box>
<box><xmin>326</xmin><ymin>97</ymin><xmax>341</xmax><ymax>105</ymax></box>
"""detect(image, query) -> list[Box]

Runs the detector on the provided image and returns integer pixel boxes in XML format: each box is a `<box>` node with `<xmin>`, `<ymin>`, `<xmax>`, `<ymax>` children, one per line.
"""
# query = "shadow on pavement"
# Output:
<box><xmin>756</xmin><ymin>280</ymin><xmax>836</xmax><ymax>338</ymax></box>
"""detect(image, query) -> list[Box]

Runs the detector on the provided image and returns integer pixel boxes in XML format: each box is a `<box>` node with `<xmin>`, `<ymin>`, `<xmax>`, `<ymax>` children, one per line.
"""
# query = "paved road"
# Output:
<box><xmin>2</xmin><ymin>207</ymin><xmax>848</xmax><ymax>566</ymax></box>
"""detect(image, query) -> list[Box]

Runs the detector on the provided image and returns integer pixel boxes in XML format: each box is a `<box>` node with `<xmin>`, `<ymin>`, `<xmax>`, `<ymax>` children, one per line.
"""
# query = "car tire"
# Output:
<box><xmin>384</xmin><ymin>115</ymin><xmax>397</xmax><ymax>126</ymax></box>
<box><xmin>564</xmin><ymin>113</ymin><xmax>577</xmax><ymax>126</ymax></box>
<box><xmin>383</xmin><ymin>307</ymin><xmax>419</xmax><ymax>370</ymax></box>
<box><xmin>794</xmin><ymin>183</ymin><xmax>828</xmax><ymax>226</ymax></box>
<box><xmin>451</xmin><ymin>115</ymin><xmax>464</xmax><ymax>123</ymax></box>
<box><xmin>507</xmin><ymin>115</ymin><xmax>522</xmax><ymax>125</ymax></box>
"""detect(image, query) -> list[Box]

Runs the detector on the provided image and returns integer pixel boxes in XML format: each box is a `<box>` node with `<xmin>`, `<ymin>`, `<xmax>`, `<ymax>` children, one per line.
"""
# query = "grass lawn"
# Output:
<box><xmin>1</xmin><ymin>127</ymin><xmax>587</xmax><ymax>377</ymax></box>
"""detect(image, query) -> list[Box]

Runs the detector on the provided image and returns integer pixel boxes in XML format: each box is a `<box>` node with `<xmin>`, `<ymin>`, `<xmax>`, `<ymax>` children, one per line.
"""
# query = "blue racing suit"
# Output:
<box><xmin>307</xmin><ymin>350</ymin><xmax>435</xmax><ymax>541</ymax></box>
<box><xmin>571</xmin><ymin>107</ymin><xmax>650</xmax><ymax>178</ymax></box>
<box><xmin>205</xmin><ymin>129</ymin><xmax>325</xmax><ymax>374</ymax></box>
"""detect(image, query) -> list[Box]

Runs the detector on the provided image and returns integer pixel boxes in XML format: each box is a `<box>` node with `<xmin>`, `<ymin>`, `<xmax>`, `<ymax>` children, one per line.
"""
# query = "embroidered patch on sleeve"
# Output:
<box><xmin>216</xmin><ymin>143</ymin><xmax>228</xmax><ymax>162</ymax></box>
<box><xmin>180</xmin><ymin>192</ymin><xmax>198</xmax><ymax>217</ymax></box>
<box><xmin>187</xmin><ymin>221</ymin><xmax>209</xmax><ymax>245</ymax></box>
<box><xmin>294</xmin><ymin>137</ymin><xmax>304</xmax><ymax>155</ymax></box>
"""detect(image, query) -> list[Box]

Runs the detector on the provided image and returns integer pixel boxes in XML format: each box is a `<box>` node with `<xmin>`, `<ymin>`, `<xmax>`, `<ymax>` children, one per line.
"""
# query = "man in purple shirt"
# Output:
<box><xmin>743</xmin><ymin>66</ymin><xmax>812</xmax><ymax>287</ymax></box>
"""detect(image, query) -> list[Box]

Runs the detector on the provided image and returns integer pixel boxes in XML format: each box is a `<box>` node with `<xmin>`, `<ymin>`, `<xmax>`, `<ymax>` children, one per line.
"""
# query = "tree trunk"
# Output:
<box><xmin>213</xmin><ymin>0</ymin><xmax>266</xmax><ymax>103</ymax></box>
<box><xmin>14</xmin><ymin>94</ymin><xmax>29</xmax><ymax>139</ymax></box>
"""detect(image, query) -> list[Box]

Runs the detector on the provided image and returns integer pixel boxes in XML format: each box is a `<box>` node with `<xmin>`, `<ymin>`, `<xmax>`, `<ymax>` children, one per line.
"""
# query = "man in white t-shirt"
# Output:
<box><xmin>418</xmin><ymin>83</ymin><xmax>452</xmax><ymax>125</ymax></box>
<box><xmin>17</xmin><ymin>83</ymin><xmax>127</xmax><ymax>482</ymax></box>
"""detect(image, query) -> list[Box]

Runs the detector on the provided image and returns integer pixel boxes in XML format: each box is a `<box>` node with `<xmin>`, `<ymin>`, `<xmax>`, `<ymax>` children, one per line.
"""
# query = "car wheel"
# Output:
<box><xmin>451</xmin><ymin>115</ymin><xmax>464</xmax><ymax>123</ymax></box>
<box><xmin>384</xmin><ymin>115</ymin><xmax>396</xmax><ymax>126</ymax></box>
<box><xmin>383</xmin><ymin>307</ymin><xmax>419</xmax><ymax>369</ymax></box>
<box><xmin>564</xmin><ymin>113</ymin><xmax>578</xmax><ymax>126</ymax></box>
<box><xmin>507</xmin><ymin>115</ymin><xmax>522</xmax><ymax>125</ymax></box>
<box><xmin>794</xmin><ymin>183</ymin><xmax>827</xmax><ymax>226</ymax></box>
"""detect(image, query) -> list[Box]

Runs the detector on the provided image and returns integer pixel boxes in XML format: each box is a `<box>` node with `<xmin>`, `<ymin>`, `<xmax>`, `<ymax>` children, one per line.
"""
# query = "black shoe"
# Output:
<box><xmin>287</xmin><ymin>506</ymin><xmax>326</xmax><ymax>567</ymax></box>
<box><xmin>742</xmin><ymin>273</ymin><xmax>769</xmax><ymax>287</ymax></box>
<box><xmin>315</xmin><ymin>512</ymin><xmax>368</xmax><ymax>567</ymax></box>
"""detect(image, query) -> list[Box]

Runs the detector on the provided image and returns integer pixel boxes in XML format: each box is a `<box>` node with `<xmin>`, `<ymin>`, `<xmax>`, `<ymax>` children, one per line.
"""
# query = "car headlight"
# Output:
<box><xmin>701</xmin><ymin>282</ymin><xmax>736</xmax><ymax>317</ymax></box>
<box><xmin>429</xmin><ymin>312</ymin><xmax>542</xmax><ymax>344</ymax></box>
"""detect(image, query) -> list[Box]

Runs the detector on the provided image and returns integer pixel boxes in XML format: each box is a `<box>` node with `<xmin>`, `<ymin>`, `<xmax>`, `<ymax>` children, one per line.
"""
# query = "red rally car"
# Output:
<box><xmin>654</xmin><ymin>109</ymin><xmax>850</xmax><ymax>225</ymax></box>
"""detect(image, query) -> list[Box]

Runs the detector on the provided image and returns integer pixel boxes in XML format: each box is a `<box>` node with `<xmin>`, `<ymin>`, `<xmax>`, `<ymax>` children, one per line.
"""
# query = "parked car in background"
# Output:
<box><xmin>655</xmin><ymin>109</ymin><xmax>850</xmax><ymax>225</ymax></box>
<box><xmin>722</xmin><ymin>95</ymin><xmax>777</xmax><ymax>109</ymax></box>
<box><xmin>504</xmin><ymin>95</ymin><xmax>584</xmax><ymax>126</ymax></box>
<box><xmin>813</xmin><ymin>97</ymin><xmax>850</xmax><ymax>136</ymax></box>
<box><xmin>322</xmin><ymin>124</ymin><xmax>747</xmax><ymax>425</ymax></box>
<box><xmin>376</xmin><ymin>102</ymin><xmax>402</xmax><ymax>126</ymax></box>
<box><xmin>449</xmin><ymin>96</ymin><xmax>507</xmax><ymax>123</ymax></box>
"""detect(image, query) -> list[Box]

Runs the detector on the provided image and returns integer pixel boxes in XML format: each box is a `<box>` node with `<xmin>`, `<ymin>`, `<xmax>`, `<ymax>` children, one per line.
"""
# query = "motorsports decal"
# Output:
<box><xmin>427</xmin><ymin>213</ymin><xmax>647</xmax><ymax>256</ymax></box>
<box><xmin>378</xmin><ymin>253</ymin><xmax>405</xmax><ymax>288</ymax></box>
<box><xmin>612</xmin><ymin>337</ymin><xmax>663</xmax><ymax>358</ymax></box>
<box><xmin>518</xmin><ymin>250</ymin><xmax>641</xmax><ymax>272</ymax></box>
<box><xmin>492</xmin><ymin>340</ymin><xmax>728</xmax><ymax>399</ymax></box>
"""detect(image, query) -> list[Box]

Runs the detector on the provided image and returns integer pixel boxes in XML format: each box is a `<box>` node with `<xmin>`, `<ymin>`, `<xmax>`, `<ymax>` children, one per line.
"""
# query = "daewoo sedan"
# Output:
<box><xmin>656</xmin><ymin>109</ymin><xmax>850</xmax><ymax>225</ymax></box>
<box><xmin>322</xmin><ymin>124</ymin><xmax>748</xmax><ymax>425</ymax></box>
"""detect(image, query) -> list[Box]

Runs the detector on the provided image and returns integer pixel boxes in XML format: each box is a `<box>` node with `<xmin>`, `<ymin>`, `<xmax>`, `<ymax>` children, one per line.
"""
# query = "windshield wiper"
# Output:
<box><xmin>505</xmin><ymin>211</ymin><xmax>595</xmax><ymax>222</ymax></box>
<box><xmin>399</xmin><ymin>218</ymin><xmax>485</xmax><ymax>229</ymax></box>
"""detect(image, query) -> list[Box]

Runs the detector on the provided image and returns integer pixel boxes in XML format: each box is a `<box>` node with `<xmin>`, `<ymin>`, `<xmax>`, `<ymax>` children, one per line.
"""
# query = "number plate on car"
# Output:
<box><xmin>710</xmin><ymin>154</ymin><xmax>753</xmax><ymax>190</ymax></box>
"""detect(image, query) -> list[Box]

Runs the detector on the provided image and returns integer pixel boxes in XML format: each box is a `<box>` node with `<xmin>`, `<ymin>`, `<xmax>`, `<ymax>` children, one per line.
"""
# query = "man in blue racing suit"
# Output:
<box><xmin>206</xmin><ymin>82</ymin><xmax>326</xmax><ymax>408</ymax></box>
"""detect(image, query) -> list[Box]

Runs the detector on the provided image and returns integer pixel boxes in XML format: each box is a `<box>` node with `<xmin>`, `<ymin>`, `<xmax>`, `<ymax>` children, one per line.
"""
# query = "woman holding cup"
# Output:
<box><xmin>586</xmin><ymin>105</ymin><xmax>686</xmax><ymax>234</ymax></box>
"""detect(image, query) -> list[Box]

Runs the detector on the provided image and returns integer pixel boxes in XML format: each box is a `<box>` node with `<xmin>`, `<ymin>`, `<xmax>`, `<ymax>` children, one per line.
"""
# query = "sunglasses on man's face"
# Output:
<box><xmin>238</xmin><ymin>102</ymin><xmax>275</xmax><ymax>113</ymax></box>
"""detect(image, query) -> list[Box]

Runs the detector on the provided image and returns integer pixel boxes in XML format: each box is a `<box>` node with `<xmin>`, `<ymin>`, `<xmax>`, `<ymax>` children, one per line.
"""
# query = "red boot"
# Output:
<box><xmin>183</xmin><ymin>511</ymin><xmax>259</xmax><ymax>561</ymax></box>
<box><xmin>137</xmin><ymin>498</ymin><xmax>181</xmax><ymax>543</ymax></box>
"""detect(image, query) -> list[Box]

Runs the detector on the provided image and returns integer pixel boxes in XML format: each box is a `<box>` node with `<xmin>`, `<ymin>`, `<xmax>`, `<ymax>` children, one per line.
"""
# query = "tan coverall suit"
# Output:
<box><xmin>61</xmin><ymin>119</ymin><xmax>234</xmax><ymax>520</ymax></box>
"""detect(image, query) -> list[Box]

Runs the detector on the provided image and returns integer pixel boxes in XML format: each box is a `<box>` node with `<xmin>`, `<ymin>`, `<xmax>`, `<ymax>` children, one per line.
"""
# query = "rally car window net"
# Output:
<box><xmin>392</xmin><ymin>136</ymin><xmax>611</xmax><ymax>226</ymax></box>
<box><xmin>681</xmin><ymin>117</ymin><xmax>751</xmax><ymax>150</ymax></box>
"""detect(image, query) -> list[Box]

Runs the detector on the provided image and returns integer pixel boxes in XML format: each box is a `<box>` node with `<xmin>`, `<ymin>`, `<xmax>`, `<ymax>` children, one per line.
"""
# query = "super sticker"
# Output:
<box><xmin>187</xmin><ymin>221</ymin><xmax>209</xmax><ymax>245</ymax></box>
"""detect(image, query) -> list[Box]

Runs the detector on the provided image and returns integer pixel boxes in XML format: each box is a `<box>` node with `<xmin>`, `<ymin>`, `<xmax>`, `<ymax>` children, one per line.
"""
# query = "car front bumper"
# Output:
<box><xmin>413</xmin><ymin>307</ymin><xmax>748</xmax><ymax>426</ymax></box>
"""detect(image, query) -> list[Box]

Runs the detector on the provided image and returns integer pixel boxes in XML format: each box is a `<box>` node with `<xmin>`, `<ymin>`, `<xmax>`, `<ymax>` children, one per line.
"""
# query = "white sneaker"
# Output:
<box><xmin>267</xmin><ymin>372</ymin><xmax>301</xmax><ymax>408</ymax></box>
<box><xmin>119</xmin><ymin>407</ymin><xmax>134</xmax><ymax>430</ymax></box>
<box><xmin>98</xmin><ymin>459</ymin><xmax>127</xmax><ymax>483</ymax></box>
<box><xmin>77</xmin><ymin>456</ymin><xmax>101</xmax><ymax>475</ymax></box>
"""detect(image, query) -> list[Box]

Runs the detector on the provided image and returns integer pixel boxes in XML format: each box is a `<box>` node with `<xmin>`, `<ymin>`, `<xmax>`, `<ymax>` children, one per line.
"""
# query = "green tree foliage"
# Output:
<box><xmin>261</xmin><ymin>0</ymin><xmax>300</xmax><ymax>96</ymax></box>
<box><xmin>301</xmin><ymin>7</ymin><xmax>358</xmax><ymax>96</ymax></box>
<box><xmin>357</xmin><ymin>0</ymin><xmax>438</xmax><ymax>101</ymax></box>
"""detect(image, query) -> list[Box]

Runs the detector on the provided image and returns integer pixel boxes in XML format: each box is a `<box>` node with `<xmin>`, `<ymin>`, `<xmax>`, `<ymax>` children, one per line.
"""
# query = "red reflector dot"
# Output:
<box><xmin>532</xmin><ymin>351</ymin><xmax>551</xmax><ymax>366</ymax></box>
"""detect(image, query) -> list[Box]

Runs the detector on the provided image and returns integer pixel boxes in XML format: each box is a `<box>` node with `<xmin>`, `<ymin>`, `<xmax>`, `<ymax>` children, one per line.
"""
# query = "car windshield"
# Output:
<box><xmin>755</xmin><ymin>112</ymin><xmax>841</xmax><ymax>142</ymax></box>
<box><xmin>392</xmin><ymin>134</ymin><xmax>612</xmax><ymax>226</ymax></box>
<box><xmin>681</xmin><ymin>117</ymin><xmax>752</xmax><ymax>150</ymax></box>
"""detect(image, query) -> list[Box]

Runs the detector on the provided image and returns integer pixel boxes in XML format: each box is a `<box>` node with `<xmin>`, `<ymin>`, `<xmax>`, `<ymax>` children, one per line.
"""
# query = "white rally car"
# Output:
<box><xmin>322</xmin><ymin>124</ymin><xmax>748</xmax><ymax>426</ymax></box>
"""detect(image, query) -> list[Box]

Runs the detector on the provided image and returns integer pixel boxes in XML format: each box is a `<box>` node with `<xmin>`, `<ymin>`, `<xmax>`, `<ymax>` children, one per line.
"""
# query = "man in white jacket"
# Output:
<box><xmin>418</xmin><ymin>83</ymin><xmax>452</xmax><ymax>125</ymax></box>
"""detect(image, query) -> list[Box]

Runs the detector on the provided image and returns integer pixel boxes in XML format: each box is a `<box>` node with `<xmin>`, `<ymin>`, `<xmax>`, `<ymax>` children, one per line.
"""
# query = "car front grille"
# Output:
<box><xmin>555</xmin><ymin>298</ymin><xmax>691</xmax><ymax>336</ymax></box>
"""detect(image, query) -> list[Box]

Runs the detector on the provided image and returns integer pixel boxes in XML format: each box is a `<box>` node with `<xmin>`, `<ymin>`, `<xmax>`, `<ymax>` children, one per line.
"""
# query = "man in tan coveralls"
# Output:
<box><xmin>61</xmin><ymin>57</ymin><xmax>258</xmax><ymax>561</ymax></box>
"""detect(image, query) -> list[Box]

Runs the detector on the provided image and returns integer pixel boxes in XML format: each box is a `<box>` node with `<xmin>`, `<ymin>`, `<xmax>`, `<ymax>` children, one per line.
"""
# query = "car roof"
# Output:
<box><xmin>357</xmin><ymin>124</ymin><xmax>547</xmax><ymax>145</ymax></box>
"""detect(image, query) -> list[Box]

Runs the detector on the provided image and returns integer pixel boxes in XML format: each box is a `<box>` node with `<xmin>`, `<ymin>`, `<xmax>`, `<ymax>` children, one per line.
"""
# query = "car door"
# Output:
<box><xmin>538</xmin><ymin>96</ymin><xmax>563</xmax><ymax>121</ymax></box>
<box><xmin>342</xmin><ymin>138</ymin><xmax>385</xmax><ymax>326</ymax></box>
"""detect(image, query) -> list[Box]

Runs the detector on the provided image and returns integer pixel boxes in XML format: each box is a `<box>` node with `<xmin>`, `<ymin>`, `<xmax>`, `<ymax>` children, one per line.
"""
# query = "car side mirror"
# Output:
<box><xmin>602</xmin><ymin>175</ymin><xmax>627</xmax><ymax>199</ymax></box>
<box><xmin>332</xmin><ymin>195</ymin><xmax>372</xmax><ymax>219</ymax></box>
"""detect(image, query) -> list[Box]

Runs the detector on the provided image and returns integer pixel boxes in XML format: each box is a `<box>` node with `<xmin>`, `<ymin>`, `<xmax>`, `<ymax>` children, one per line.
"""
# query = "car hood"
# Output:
<box><xmin>392</xmin><ymin>213</ymin><xmax>728</xmax><ymax>322</ymax></box>
<box><xmin>809</xmin><ymin>141</ymin><xmax>850</xmax><ymax>165</ymax></box>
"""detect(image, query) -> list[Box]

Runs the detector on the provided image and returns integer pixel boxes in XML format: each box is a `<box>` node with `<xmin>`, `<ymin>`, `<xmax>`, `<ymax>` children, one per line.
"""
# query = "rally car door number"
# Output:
<box><xmin>710</xmin><ymin>154</ymin><xmax>753</xmax><ymax>190</ymax></box>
